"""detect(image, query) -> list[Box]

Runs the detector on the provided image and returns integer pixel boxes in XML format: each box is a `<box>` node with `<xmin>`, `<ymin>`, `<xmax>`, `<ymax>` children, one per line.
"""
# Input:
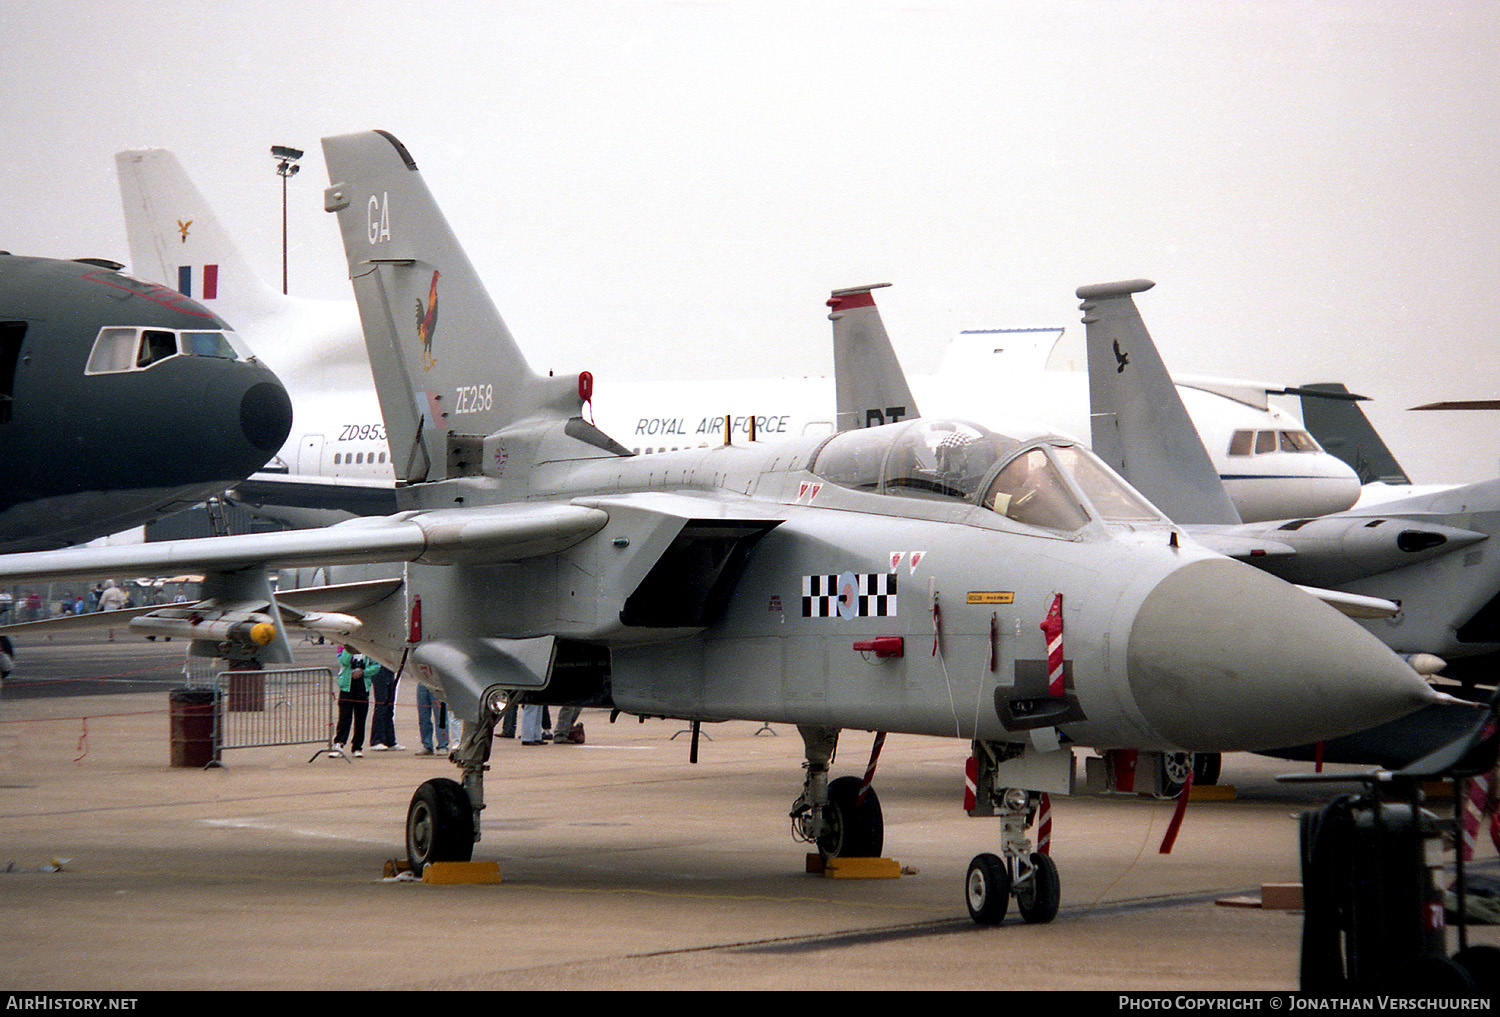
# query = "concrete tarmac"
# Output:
<box><xmin>1</xmin><ymin>636</ymin><xmax>1495</xmax><ymax>991</ymax></box>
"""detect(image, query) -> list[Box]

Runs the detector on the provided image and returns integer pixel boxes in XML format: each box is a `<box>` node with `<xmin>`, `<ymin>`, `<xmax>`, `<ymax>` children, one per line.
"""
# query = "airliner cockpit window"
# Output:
<box><xmin>181</xmin><ymin>330</ymin><xmax>253</xmax><ymax>360</ymax></box>
<box><xmin>1229</xmin><ymin>428</ymin><xmax>1323</xmax><ymax>456</ymax></box>
<box><xmin>85</xmin><ymin>327</ymin><xmax>140</xmax><ymax>374</ymax></box>
<box><xmin>86</xmin><ymin>327</ymin><xmax>252</xmax><ymax>375</ymax></box>
<box><xmin>1281</xmin><ymin>430</ymin><xmax>1320</xmax><ymax>453</ymax></box>
<box><xmin>983</xmin><ymin>448</ymin><xmax>1090</xmax><ymax>532</ymax></box>
<box><xmin>137</xmin><ymin>330</ymin><xmax>177</xmax><ymax>368</ymax></box>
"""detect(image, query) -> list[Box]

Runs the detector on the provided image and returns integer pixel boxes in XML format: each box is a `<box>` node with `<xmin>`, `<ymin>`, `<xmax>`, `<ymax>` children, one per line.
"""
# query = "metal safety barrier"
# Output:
<box><xmin>210</xmin><ymin>667</ymin><xmax>335</xmax><ymax>760</ymax></box>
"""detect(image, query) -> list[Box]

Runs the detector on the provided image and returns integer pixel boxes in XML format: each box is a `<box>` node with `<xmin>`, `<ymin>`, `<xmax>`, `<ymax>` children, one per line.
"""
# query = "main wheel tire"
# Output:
<box><xmin>1192</xmin><ymin>752</ymin><xmax>1222</xmax><ymax>786</ymax></box>
<box><xmin>1157</xmin><ymin>752</ymin><xmax>1192</xmax><ymax>798</ymax></box>
<box><xmin>1014</xmin><ymin>852</ymin><xmax>1061</xmax><ymax>924</ymax></box>
<box><xmin>817</xmin><ymin>775</ymin><xmax>884</xmax><ymax>860</ymax></box>
<box><xmin>406</xmin><ymin>777</ymin><xmax>474</xmax><ymax>876</ymax></box>
<box><xmin>966</xmin><ymin>853</ymin><xmax>1011</xmax><ymax>925</ymax></box>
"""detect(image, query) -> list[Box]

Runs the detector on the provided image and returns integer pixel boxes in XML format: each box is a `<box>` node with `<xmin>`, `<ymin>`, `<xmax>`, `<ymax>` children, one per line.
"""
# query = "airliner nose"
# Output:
<box><xmin>180</xmin><ymin>359</ymin><xmax>290</xmax><ymax>478</ymax></box>
<box><xmin>239</xmin><ymin>377</ymin><xmax>293</xmax><ymax>454</ymax></box>
<box><xmin>1309</xmin><ymin>455</ymin><xmax>1362</xmax><ymax>516</ymax></box>
<box><xmin>1127</xmin><ymin>558</ymin><xmax>1438</xmax><ymax>751</ymax></box>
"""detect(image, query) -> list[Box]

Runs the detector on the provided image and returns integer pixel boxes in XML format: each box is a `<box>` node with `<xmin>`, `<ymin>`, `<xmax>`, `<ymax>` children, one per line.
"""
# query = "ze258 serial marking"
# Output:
<box><xmin>454</xmin><ymin>384</ymin><xmax>494</xmax><ymax>415</ymax></box>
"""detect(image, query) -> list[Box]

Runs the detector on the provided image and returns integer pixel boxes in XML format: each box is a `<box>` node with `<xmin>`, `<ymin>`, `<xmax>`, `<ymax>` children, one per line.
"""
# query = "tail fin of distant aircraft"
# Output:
<box><xmin>1079</xmin><ymin>280</ymin><xmax>1242</xmax><ymax>525</ymax></box>
<box><xmin>115</xmin><ymin>149</ymin><xmax>285</xmax><ymax>328</ymax></box>
<box><xmin>1295</xmin><ymin>383</ymin><xmax>1412</xmax><ymax>485</ymax></box>
<box><xmin>827</xmin><ymin>283</ymin><xmax>920</xmax><ymax>431</ymax></box>
<box><xmin>321</xmin><ymin>130</ymin><xmax>623</xmax><ymax>483</ymax></box>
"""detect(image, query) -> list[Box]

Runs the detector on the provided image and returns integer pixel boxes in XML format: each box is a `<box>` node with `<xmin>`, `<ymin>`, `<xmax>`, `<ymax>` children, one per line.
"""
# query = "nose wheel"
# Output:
<box><xmin>1013</xmin><ymin>851</ymin><xmax>1060</xmax><ymax>924</ymax></box>
<box><xmin>965</xmin><ymin>853</ymin><xmax>1010</xmax><ymax>924</ymax></box>
<box><xmin>966</xmin><ymin>850</ymin><xmax>1059</xmax><ymax>925</ymax></box>
<box><xmin>791</xmin><ymin>726</ymin><xmax>888</xmax><ymax>862</ymax></box>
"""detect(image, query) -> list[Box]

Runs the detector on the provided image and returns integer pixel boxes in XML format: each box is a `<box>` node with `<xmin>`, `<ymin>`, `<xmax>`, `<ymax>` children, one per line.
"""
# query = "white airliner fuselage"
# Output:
<box><xmin>116</xmin><ymin>148</ymin><xmax>1359</xmax><ymax>524</ymax></box>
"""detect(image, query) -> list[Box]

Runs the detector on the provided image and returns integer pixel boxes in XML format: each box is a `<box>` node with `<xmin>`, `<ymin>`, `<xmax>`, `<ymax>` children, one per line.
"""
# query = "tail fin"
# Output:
<box><xmin>1078</xmin><ymin>280</ymin><xmax>1242</xmax><ymax>525</ymax></box>
<box><xmin>321</xmin><ymin>131</ymin><xmax>594</xmax><ymax>483</ymax></box>
<box><xmin>115</xmin><ymin>149</ymin><xmax>284</xmax><ymax>326</ymax></box>
<box><xmin>827</xmin><ymin>283</ymin><xmax>920</xmax><ymax>430</ymax></box>
<box><xmin>1295</xmin><ymin>383</ymin><xmax>1412</xmax><ymax>485</ymax></box>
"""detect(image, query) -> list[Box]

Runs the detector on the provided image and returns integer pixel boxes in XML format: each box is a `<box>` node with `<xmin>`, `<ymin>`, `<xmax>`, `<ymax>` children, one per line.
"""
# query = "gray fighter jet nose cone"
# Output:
<box><xmin>1127</xmin><ymin>558</ymin><xmax>1438</xmax><ymax>751</ymax></box>
<box><xmin>239</xmin><ymin>379</ymin><xmax>294</xmax><ymax>453</ymax></box>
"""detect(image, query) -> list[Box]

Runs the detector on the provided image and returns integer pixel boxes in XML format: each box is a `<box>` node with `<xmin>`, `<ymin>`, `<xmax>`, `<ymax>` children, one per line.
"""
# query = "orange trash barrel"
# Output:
<box><xmin>226</xmin><ymin>670</ymin><xmax>265</xmax><ymax>712</ymax></box>
<box><xmin>169</xmin><ymin>688</ymin><xmax>217</xmax><ymax>768</ymax></box>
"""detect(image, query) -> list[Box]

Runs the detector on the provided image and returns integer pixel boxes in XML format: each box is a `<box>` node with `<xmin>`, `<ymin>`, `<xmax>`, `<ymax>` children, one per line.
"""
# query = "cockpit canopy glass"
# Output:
<box><xmin>1047</xmin><ymin>445</ymin><xmax>1160</xmax><ymax>522</ymax></box>
<box><xmin>983</xmin><ymin>448</ymin><xmax>1090</xmax><ymax>531</ymax></box>
<box><xmin>813</xmin><ymin>418</ymin><xmax>1164</xmax><ymax>533</ymax></box>
<box><xmin>817</xmin><ymin>419</ymin><xmax>1019</xmax><ymax>501</ymax></box>
<box><xmin>85</xmin><ymin>327</ymin><xmax>254</xmax><ymax>375</ymax></box>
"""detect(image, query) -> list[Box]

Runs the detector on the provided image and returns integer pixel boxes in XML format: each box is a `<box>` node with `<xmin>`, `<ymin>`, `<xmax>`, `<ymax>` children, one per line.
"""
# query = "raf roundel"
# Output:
<box><xmin>801</xmin><ymin>573</ymin><xmax>898</xmax><ymax>619</ymax></box>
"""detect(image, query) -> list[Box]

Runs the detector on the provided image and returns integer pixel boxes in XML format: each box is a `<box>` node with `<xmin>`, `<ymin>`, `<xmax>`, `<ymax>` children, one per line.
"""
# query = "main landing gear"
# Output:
<box><xmin>790</xmin><ymin>726</ymin><xmax>885</xmax><ymax>861</ymax></box>
<box><xmin>406</xmin><ymin>777</ymin><xmax>474</xmax><ymax>875</ymax></box>
<box><xmin>405</xmin><ymin>691</ymin><xmax>500</xmax><ymax>875</ymax></box>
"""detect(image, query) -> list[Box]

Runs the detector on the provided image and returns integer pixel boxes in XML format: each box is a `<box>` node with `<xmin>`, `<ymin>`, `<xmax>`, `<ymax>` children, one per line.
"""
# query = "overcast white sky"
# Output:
<box><xmin>3</xmin><ymin>0</ymin><xmax>1497</xmax><ymax>483</ymax></box>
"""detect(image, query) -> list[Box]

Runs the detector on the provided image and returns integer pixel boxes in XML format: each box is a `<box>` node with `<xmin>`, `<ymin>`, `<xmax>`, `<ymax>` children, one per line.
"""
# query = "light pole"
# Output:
<box><xmin>271</xmin><ymin>145</ymin><xmax>303</xmax><ymax>295</ymax></box>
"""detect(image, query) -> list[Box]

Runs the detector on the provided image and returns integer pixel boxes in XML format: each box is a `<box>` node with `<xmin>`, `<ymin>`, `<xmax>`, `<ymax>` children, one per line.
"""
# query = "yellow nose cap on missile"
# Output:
<box><xmin>250</xmin><ymin>622</ymin><xmax>276</xmax><ymax>646</ymax></box>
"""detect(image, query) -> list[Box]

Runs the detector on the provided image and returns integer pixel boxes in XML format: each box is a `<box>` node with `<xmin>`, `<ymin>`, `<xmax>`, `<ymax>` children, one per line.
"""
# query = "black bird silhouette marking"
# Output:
<box><xmin>1113</xmin><ymin>340</ymin><xmax>1130</xmax><ymax>373</ymax></box>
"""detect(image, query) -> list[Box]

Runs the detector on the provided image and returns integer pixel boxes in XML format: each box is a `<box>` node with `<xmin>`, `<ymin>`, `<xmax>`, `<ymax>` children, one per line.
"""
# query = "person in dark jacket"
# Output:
<box><xmin>369</xmin><ymin>657</ymin><xmax>404</xmax><ymax>751</ymax></box>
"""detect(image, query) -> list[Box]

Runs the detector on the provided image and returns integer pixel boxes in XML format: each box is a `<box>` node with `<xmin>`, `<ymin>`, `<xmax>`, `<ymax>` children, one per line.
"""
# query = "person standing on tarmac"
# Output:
<box><xmin>368</xmin><ymin>657</ymin><xmax>404</xmax><ymax>751</ymax></box>
<box><xmin>334</xmin><ymin>645</ymin><xmax>370</xmax><ymax>758</ymax></box>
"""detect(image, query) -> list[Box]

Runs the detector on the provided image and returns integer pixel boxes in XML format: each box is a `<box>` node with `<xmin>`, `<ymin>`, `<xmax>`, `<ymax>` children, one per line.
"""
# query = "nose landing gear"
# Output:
<box><xmin>964</xmin><ymin>741</ymin><xmax>1069</xmax><ymax>925</ymax></box>
<box><xmin>965</xmin><ymin>791</ymin><xmax>1060</xmax><ymax>925</ymax></box>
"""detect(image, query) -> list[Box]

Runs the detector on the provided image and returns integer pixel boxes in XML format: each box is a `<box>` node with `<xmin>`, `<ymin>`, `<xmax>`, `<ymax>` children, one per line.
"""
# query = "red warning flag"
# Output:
<box><xmin>1159</xmin><ymin>767</ymin><xmax>1195</xmax><ymax>854</ymax></box>
<box><xmin>1037</xmin><ymin>793</ymin><xmax>1052</xmax><ymax>856</ymax></box>
<box><xmin>858</xmin><ymin>732</ymin><xmax>886</xmax><ymax>805</ymax></box>
<box><xmin>1040</xmin><ymin>594</ymin><xmax>1064</xmax><ymax>697</ymax></box>
<box><xmin>1460</xmin><ymin>762</ymin><xmax>1500</xmax><ymax>860</ymax></box>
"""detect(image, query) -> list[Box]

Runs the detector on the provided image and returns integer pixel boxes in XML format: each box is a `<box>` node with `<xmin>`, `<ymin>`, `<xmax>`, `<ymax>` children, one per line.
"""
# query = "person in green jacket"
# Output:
<box><xmin>334</xmin><ymin>645</ymin><xmax>370</xmax><ymax>757</ymax></box>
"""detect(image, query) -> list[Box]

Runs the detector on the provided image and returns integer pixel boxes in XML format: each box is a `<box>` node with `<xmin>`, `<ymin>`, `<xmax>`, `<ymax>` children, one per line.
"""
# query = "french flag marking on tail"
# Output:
<box><xmin>177</xmin><ymin>264</ymin><xmax>219</xmax><ymax>299</ymax></box>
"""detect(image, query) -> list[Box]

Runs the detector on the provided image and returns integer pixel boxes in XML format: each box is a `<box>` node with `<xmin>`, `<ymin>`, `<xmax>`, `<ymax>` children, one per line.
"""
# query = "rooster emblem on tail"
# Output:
<box><xmin>415</xmin><ymin>270</ymin><xmax>440</xmax><ymax>371</ymax></box>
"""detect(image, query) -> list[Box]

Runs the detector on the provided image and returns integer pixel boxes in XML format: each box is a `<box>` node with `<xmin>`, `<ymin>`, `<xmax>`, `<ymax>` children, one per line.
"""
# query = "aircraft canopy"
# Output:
<box><xmin>813</xmin><ymin>418</ymin><xmax>1162</xmax><ymax>531</ymax></box>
